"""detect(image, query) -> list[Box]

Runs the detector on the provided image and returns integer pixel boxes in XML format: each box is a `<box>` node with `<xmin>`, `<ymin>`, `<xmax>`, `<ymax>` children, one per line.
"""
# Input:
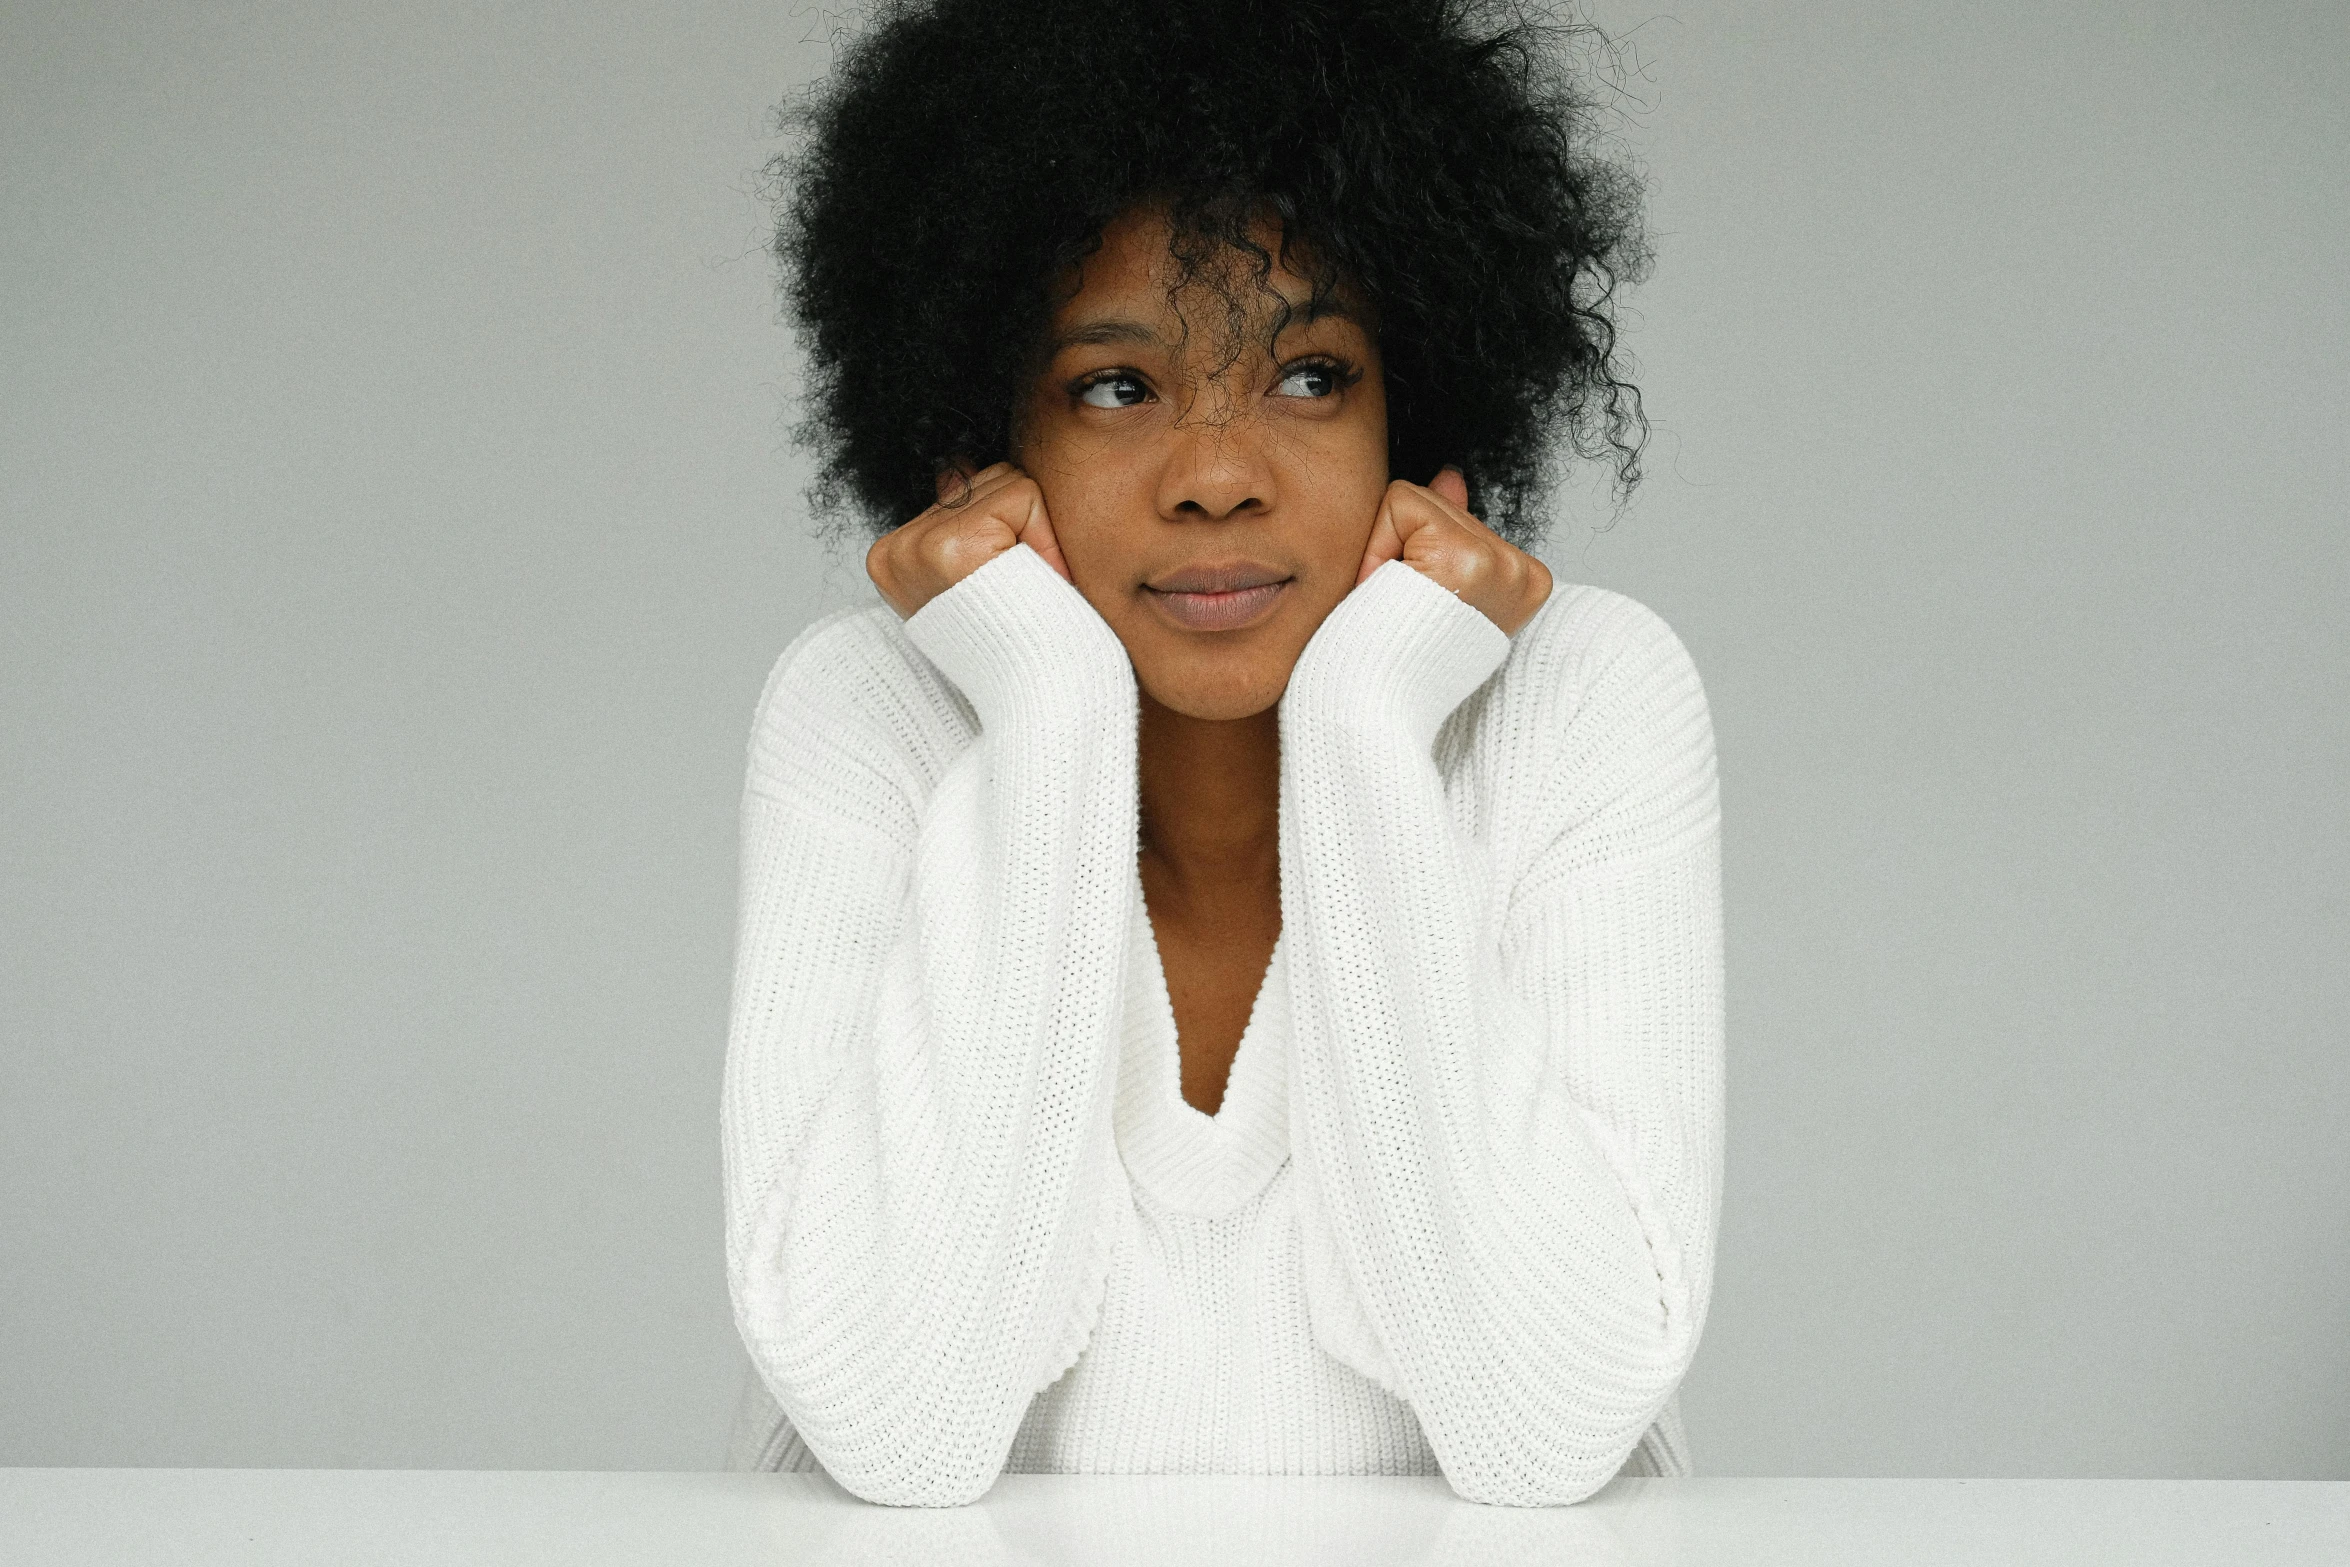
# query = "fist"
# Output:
<box><xmin>866</xmin><ymin>462</ymin><xmax>1072</xmax><ymax>620</ymax></box>
<box><xmin>1355</xmin><ymin>466</ymin><xmax>1552</xmax><ymax>637</ymax></box>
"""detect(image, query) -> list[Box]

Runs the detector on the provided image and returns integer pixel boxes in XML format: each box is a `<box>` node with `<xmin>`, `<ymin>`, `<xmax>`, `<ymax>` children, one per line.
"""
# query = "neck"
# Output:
<box><xmin>1136</xmin><ymin>688</ymin><xmax>1280</xmax><ymax>912</ymax></box>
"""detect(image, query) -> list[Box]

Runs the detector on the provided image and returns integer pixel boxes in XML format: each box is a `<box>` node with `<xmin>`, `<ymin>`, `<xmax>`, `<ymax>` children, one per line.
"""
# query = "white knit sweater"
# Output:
<box><xmin>720</xmin><ymin>543</ymin><xmax>1723</xmax><ymax>1506</ymax></box>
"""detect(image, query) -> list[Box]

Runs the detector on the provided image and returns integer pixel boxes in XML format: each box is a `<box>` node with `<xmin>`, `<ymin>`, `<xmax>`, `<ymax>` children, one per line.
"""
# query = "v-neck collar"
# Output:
<box><xmin>1113</xmin><ymin>865</ymin><xmax>1291</xmax><ymax>1218</ymax></box>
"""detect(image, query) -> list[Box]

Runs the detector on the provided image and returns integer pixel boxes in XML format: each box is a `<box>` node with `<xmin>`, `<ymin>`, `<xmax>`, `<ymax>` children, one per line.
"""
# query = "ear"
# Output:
<box><xmin>1430</xmin><ymin>465</ymin><xmax>1469</xmax><ymax>511</ymax></box>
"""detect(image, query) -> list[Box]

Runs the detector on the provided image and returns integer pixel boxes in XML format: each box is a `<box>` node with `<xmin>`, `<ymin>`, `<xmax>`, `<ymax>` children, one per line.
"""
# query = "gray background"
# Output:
<box><xmin>3</xmin><ymin>0</ymin><xmax>2342</xmax><ymax>1478</ymax></box>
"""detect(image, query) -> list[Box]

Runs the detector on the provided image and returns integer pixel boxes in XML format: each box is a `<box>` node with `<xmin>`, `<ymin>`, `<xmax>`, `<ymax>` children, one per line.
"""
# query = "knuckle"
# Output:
<box><xmin>921</xmin><ymin>528</ymin><xmax>964</xmax><ymax>571</ymax></box>
<box><xmin>931</xmin><ymin>524</ymin><xmax>993</xmax><ymax>575</ymax></box>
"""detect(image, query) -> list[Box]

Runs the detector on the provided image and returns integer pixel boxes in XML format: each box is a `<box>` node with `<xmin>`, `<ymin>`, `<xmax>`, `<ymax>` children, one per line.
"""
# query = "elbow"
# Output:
<box><xmin>725</xmin><ymin>1215</ymin><xmax>1029</xmax><ymax>1507</ymax></box>
<box><xmin>1436</xmin><ymin>1380</ymin><xmax>1688</xmax><ymax>1507</ymax></box>
<box><xmin>746</xmin><ymin>1380</ymin><xmax>1011</xmax><ymax>1507</ymax></box>
<box><xmin>1447</xmin><ymin>1463</ymin><xmax>1619</xmax><ymax>1509</ymax></box>
<box><xmin>1431</xmin><ymin>1296</ymin><xmax>1706</xmax><ymax>1506</ymax></box>
<box><xmin>732</xmin><ymin>1339</ymin><xmax>1013</xmax><ymax>1509</ymax></box>
<box><xmin>823</xmin><ymin>1452</ymin><xmax>1003</xmax><ymax>1509</ymax></box>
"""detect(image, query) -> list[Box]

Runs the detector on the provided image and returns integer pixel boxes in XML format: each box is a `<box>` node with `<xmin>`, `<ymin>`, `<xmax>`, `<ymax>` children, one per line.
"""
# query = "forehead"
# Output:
<box><xmin>1051</xmin><ymin>204</ymin><xmax>1354</xmax><ymax>340</ymax></box>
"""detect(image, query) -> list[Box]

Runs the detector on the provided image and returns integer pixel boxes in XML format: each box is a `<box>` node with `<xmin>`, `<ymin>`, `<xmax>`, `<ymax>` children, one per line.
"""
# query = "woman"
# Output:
<box><xmin>721</xmin><ymin>0</ymin><xmax>1722</xmax><ymax>1508</ymax></box>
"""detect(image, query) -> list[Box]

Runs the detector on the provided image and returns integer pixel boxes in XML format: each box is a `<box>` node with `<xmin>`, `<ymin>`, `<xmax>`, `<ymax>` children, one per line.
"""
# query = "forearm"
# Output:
<box><xmin>724</xmin><ymin>546</ymin><xmax>1141</xmax><ymax>1504</ymax></box>
<box><xmin>1278</xmin><ymin>563</ymin><xmax>1721</xmax><ymax>1504</ymax></box>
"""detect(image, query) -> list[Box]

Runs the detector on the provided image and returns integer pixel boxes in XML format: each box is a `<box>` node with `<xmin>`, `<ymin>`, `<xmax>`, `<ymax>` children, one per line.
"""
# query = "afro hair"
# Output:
<box><xmin>770</xmin><ymin>0</ymin><xmax>1650</xmax><ymax>547</ymax></box>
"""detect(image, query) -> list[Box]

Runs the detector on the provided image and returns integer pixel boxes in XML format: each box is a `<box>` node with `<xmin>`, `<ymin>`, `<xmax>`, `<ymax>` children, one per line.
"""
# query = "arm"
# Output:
<box><xmin>1278</xmin><ymin>560</ymin><xmax>1725</xmax><ymax>1505</ymax></box>
<box><xmin>720</xmin><ymin>543</ymin><xmax>1139</xmax><ymax>1505</ymax></box>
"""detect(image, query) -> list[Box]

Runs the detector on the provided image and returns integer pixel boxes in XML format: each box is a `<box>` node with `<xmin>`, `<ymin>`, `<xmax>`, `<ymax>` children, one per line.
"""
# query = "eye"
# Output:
<box><xmin>1076</xmin><ymin>372</ymin><xmax>1152</xmax><ymax>409</ymax></box>
<box><xmin>1273</xmin><ymin>358</ymin><xmax>1349</xmax><ymax>399</ymax></box>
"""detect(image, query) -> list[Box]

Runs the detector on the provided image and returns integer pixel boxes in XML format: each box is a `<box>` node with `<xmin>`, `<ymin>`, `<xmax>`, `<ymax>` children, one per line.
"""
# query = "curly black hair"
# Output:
<box><xmin>770</xmin><ymin>0</ymin><xmax>1650</xmax><ymax>547</ymax></box>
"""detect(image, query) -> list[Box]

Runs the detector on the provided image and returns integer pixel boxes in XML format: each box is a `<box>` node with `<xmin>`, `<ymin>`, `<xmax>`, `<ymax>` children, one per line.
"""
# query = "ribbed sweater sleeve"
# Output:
<box><xmin>720</xmin><ymin>543</ymin><xmax>1140</xmax><ymax>1506</ymax></box>
<box><xmin>1277</xmin><ymin>559</ymin><xmax>1725</xmax><ymax>1506</ymax></box>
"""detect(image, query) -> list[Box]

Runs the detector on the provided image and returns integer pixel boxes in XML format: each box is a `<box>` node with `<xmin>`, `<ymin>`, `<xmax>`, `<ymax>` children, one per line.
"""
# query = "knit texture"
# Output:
<box><xmin>720</xmin><ymin>544</ymin><xmax>1723</xmax><ymax>1506</ymax></box>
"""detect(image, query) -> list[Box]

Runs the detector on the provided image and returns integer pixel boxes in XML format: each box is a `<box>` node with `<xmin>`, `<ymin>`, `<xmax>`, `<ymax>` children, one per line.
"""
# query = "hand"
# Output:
<box><xmin>1355</xmin><ymin>466</ymin><xmax>1552</xmax><ymax>636</ymax></box>
<box><xmin>866</xmin><ymin>462</ymin><xmax>1073</xmax><ymax>620</ymax></box>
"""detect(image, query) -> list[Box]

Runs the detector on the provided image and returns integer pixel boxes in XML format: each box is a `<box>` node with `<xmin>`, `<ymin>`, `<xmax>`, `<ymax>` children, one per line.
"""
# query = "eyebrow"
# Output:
<box><xmin>1051</xmin><ymin>317</ymin><xmax>1164</xmax><ymax>352</ymax></box>
<box><xmin>1292</xmin><ymin>294</ymin><xmax>1357</xmax><ymax>326</ymax></box>
<box><xmin>1049</xmin><ymin>295</ymin><xmax>1360</xmax><ymax>356</ymax></box>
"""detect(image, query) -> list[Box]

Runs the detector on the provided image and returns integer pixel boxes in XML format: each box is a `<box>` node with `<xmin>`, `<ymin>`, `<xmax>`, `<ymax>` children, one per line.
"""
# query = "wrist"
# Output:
<box><xmin>1282</xmin><ymin>559</ymin><xmax>1512</xmax><ymax>748</ymax></box>
<box><xmin>904</xmin><ymin>544</ymin><xmax>1135</xmax><ymax>731</ymax></box>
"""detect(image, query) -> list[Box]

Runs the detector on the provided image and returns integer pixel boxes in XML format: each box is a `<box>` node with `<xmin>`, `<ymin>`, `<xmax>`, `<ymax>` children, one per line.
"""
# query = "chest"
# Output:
<box><xmin>1020</xmin><ymin>890</ymin><xmax>1430</xmax><ymax>1474</ymax></box>
<box><xmin>1137</xmin><ymin>856</ymin><xmax>1281</xmax><ymax>1118</ymax></box>
<box><xmin>1111</xmin><ymin>865</ymin><xmax>1291</xmax><ymax>1217</ymax></box>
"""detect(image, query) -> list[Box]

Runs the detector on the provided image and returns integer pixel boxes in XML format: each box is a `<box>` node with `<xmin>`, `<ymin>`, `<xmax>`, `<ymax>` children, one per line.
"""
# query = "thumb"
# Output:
<box><xmin>1430</xmin><ymin>464</ymin><xmax>1469</xmax><ymax>511</ymax></box>
<box><xmin>1014</xmin><ymin>485</ymin><xmax>1073</xmax><ymax>582</ymax></box>
<box><xmin>1356</xmin><ymin>490</ymin><xmax>1406</xmax><ymax>586</ymax></box>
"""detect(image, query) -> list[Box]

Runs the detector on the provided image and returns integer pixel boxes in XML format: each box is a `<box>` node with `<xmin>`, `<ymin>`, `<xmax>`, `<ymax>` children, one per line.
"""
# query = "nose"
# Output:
<box><xmin>1154</xmin><ymin>399</ymin><xmax>1275</xmax><ymax>523</ymax></box>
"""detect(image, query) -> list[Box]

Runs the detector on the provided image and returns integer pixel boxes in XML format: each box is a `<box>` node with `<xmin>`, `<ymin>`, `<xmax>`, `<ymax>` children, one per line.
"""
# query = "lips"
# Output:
<box><xmin>1143</xmin><ymin>560</ymin><xmax>1293</xmax><ymax>633</ymax></box>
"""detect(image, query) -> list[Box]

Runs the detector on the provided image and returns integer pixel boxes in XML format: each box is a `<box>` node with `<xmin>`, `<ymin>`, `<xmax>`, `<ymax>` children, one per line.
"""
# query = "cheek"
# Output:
<box><xmin>1290</xmin><ymin>427</ymin><xmax>1390</xmax><ymax>555</ymax></box>
<box><xmin>1025</xmin><ymin>435</ymin><xmax>1151</xmax><ymax>583</ymax></box>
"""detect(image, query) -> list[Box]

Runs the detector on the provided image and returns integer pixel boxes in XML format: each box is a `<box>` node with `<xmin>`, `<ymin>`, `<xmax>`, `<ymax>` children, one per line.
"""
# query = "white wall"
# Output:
<box><xmin>3</xmin><ymin>0</ymin><xmax>2343</xmax><ymax>1476</ymax></box>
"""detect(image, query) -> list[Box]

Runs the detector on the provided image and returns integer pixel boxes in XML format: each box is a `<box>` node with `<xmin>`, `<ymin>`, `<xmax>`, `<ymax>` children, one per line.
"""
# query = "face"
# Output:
<box><xmin>1011</xmin><ymin>205</ymin><xmax>1390</xmax><ymax>721</ymax></box>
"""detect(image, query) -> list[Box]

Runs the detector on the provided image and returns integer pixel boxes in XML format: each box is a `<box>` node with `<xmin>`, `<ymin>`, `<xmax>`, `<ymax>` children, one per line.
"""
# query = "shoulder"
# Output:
<box><xmin>744</xmin><ymin>601</ymin><xmax>977</xmax><ymax>804</ymax></box>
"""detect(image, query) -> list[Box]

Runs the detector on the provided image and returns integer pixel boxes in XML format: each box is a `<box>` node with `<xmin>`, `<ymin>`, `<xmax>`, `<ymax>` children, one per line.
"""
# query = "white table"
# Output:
<box><xmin>3</xmin><ymin>1469</ymin><xmax>2343</xmax><ymax>1565</ymax></box>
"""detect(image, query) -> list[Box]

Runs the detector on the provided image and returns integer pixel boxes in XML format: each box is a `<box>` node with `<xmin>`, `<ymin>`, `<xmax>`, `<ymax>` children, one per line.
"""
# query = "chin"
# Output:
<box><xmin>1139</xmin><ymin>662</ymin><xmax>1291</xmax><ymax>723</ymax></box>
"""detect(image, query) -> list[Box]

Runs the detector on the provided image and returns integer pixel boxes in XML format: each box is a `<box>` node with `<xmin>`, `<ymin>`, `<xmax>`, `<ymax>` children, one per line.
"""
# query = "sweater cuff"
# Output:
<box><xmin>1281</xmin><ymin>559</ymin><xmax>1512</xmax><ymax>748</ymax></box>
<box><xmin>902</xmin><ymin>544</ymin><xmax>1134</xmax><ymax>729</ymax></box>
